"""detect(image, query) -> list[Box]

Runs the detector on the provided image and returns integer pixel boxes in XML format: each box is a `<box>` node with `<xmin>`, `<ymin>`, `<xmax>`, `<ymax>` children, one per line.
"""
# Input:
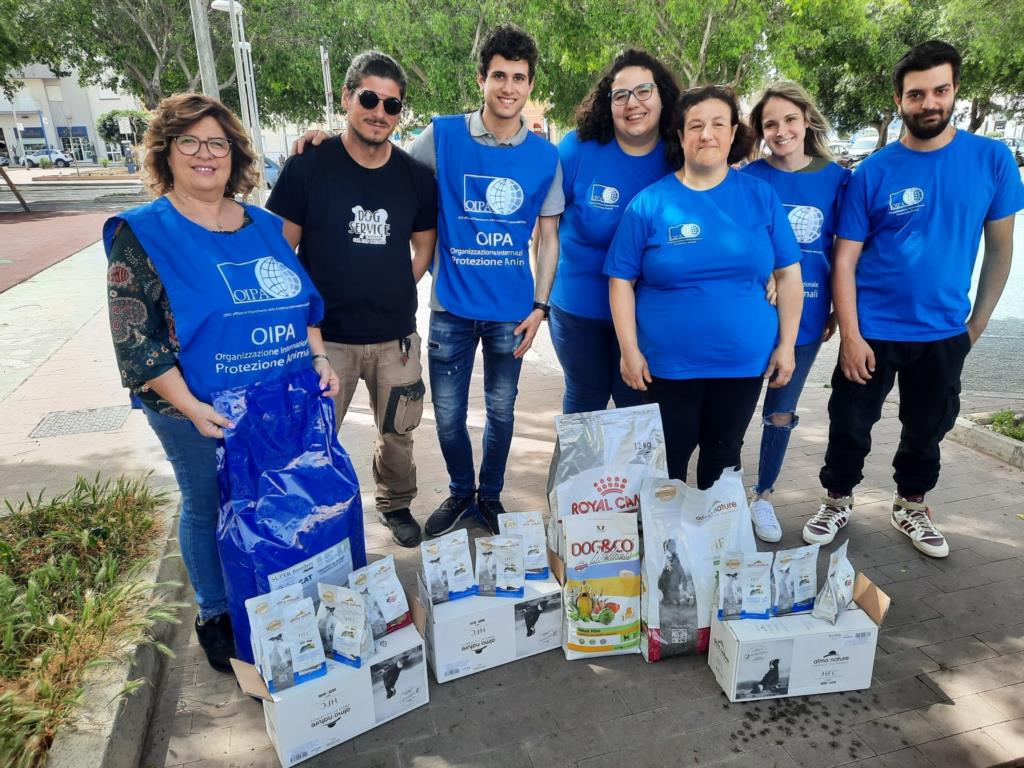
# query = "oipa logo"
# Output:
<box><xmin>217</xmin><ymin>257</ymin><xmax>302</xmax><ymax>305</ymax></box>
<box><xmin>786</xmin><ymin>205</ymin><xmax>824</xmax><ymax>244</ymax></box>
<box><xmin>888</xmin><ymin>187</ymin><xmax>925</xmax><ymax>213</ymax></box>
<box><xmin>588</xmin><ymin>183</ymin><xmax>621</xmax><ymax>208</ymax></box>
<box><xmin>668</xmin><ymin>223</ymin><xmax>702</xmax><ymax>243</ymax></box>
<box><xmin>463</xmin><ymin>174</ymin><xmax>525</xmax><ymax>215</ymax></box>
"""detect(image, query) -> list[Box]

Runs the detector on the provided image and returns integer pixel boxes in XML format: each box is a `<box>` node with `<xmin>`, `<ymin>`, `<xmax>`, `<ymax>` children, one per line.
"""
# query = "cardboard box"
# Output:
<box><xmin>418</xmin><ymin>574</ymin><xmax>562</xmax><ymax>683</ymax></box>
<box><xmin>232</xmin><ymin>624</ymin><xmax>428</xmax><ymax>767</ymax></box>
<box><xmin>708</xmin><ymin>574</ymin><xmax>890</xmax><ymax>702</ymax></box>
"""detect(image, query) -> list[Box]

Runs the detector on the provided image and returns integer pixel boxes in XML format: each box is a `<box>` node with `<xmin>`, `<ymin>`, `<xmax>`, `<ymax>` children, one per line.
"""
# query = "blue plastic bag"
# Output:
<box><xmin>214</xmin><ymin>368</ymin><xmax>366</xmax><ymax>663</ymax></box>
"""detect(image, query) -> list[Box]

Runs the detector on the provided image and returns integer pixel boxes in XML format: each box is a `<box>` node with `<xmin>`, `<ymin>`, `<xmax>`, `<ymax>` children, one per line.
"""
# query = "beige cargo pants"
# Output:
<box><xmin>325</xmin><ymin>332</ymin><xmax>425</xmax><ymax>513</ymax></box>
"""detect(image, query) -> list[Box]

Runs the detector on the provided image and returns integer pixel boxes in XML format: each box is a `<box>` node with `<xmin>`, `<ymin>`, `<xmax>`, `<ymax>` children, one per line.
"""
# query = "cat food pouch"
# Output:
<box><xmin>563</xmin><ymin>513</ymin><xmax>641</xmax><ymax>659</ymax></box>
<box><xmin>499</xmin><ymin>511</ymin><xmax>549</xmax><ymax>579</ymax></box>
<box><xmin>244</xmin><ymin>583</ymin><xmax>303</xmax><ymax>671</ymax></box>
<box><xmin>740</xmin><ymin>553</ymin><xmax>774</xmax><ymax>620</ymax></box>
<box><xmin>348</xmin><ymin>555</ymin><xmax>411</xmax><ymax>639</ymax></box>
<box><xmin>547</xmin><ymin>404</ymin><xmax>668</xmax><ymax>557</ymax></box>
<box><xmin>771</xmin><ymin>543</ymin><xmax>820</xmax><ymax>616</ymax></box>
<box><xmin>420</xmin><ymin>528</ymin><xmax>477</xmax><ymax>604</ymax></box>
<box><xmin>253</xmin><ymin>596</ymin><xmax>325</xmax><ymax>692</ymax></box>
<box><xmin>475</xmin><ymin>535</ymin><xmax>526</xmax><ymax>597</ymax></box>
<box><xmin>716</xmin><ymin>552</ymin><xmax>745</xmax><ymax>620</ymax></box>
<box><xmin>316</xmin><ymin>583</ymin><xmax>372</xmax><ymax>667</ymax></box>
<box><xmin>813</xmin><ymin>541</ymin><xmax>855</xmax><ymax>624</ymax></box>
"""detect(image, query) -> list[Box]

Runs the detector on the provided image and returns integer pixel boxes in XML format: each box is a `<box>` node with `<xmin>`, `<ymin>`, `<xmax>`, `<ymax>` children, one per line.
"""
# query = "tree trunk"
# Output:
<box><xmin>968</xmin><ymin>98</ymin><xmax>987</xmax><ymax>133</ymax></box>
<box><xmin>874</xmin><ymin>113</ymin><xmax>893</xmax><ymax>148</ymax></box>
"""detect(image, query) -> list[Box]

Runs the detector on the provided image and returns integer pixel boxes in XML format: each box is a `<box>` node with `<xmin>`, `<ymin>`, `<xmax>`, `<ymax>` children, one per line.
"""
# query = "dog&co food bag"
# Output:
<box><xmin>547</xmin><ymin>404</ymin><xmax>667</xmax><ymax>557</ymax></box>
<box><xmin>499</xmin><ymin>511</ymin><xmax>549</xmax><ymax>579</ymax></box>
<box><xmin>420</xmin><ymin>528</ymin><xmax>477</xmax><ymax>604</ymax></box>
<box><xmin>475</xmin><ymin>536</ymin><xmax>526</xmax><ymax>597</ymax></box>
<box><xmin>771</xmin><ymin>543</ymin><xmax>820</xmax><ymax>616</ymax></box>
<box><xmin>813</xmin><ymin>541</ymin><xmax>855</xmax><ymax>624</ymax></box>
<box><xmin>563</xmin><ymin>513</ymin><xmax>641</xmax><ymax>659</ymax></box>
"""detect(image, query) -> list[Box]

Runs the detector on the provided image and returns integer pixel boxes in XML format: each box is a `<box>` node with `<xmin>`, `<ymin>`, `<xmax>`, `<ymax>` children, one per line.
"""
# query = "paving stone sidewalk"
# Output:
<box><xmin>1</xmin><ymin>239</ymin><xmax>1023</xmax><ymax>768</ymax></box>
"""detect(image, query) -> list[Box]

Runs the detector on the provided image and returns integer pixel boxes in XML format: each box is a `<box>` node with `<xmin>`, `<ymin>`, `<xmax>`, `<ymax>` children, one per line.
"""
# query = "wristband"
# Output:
<box><xmin>311</xmin><ymin>353</ymin><xmax>328</xmax><ymax>362</ymax></box>
<box><xmin>533</xmin><ymin>301</ymin><xmax>550</xmax><ymax>320</ymax></box>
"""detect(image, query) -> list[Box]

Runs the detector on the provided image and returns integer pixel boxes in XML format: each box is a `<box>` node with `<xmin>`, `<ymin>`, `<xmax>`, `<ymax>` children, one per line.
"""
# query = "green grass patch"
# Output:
<box><xmin>989</xmin><ymin>410</ymin><xmax>1024</xmax><ymax>441</ymax></box>
<box><xmin>0</xmin><ymin>474</ymin><xmax>183</xmax><ymax>768</ymax></box>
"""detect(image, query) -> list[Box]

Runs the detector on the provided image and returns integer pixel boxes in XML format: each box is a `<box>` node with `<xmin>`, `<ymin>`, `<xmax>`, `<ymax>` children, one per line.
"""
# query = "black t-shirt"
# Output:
<box><xmin>267</xmin><ymin>137</ymin><xmax>437</xmax><ymax>344</ymax></box>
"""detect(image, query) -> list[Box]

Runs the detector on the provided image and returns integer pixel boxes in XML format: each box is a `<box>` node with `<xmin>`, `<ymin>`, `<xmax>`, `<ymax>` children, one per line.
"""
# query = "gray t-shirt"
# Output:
<box><xmin>408</xmin><ymin>109</ymin><xmax>565</xmax><ymax>313</ymax></box>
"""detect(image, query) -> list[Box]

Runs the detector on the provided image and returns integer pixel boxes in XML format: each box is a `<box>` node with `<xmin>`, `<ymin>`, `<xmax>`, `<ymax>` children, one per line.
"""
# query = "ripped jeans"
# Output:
<box><xmin>754</xmin><ymin>340</ymin><xmax>822</xmax><ymax>495</ymax></box>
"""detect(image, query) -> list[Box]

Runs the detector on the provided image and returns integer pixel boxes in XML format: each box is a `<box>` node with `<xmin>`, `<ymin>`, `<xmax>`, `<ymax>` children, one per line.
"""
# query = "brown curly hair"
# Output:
<box><xmin>143</xmin><ymin>92</ymin><xmax>259</xmax><ymax>198</ymax></box>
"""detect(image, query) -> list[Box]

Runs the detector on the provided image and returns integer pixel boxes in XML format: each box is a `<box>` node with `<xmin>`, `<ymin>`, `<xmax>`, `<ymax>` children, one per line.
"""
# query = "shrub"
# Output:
<box><xmin>38</xmin><ymin>158</ymin><xmax>53</xmax><ymax>169</ymax></box>
<box><xmin>989</xmin><ymin>410</ymin><xmax>1024</xmax><ymax>441</ymax></box>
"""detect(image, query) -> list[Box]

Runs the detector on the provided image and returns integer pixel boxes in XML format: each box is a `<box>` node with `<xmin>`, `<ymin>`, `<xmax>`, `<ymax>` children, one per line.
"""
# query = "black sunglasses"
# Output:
<box><xmin>355</xmin><ymin>89</ymin><xmax>403</xmax><ymax>116</ymax></box>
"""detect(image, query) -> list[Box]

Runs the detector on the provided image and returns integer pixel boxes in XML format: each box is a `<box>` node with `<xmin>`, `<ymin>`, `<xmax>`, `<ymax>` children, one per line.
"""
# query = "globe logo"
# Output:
<box><xmin>903</xmin><ymin>187</ymin><xmax>924</xmax><ymax>206</ymax></box>
<box><xmin>485</xmin><ymin>177</ymin><xmax>525</xmax><ymax>215</ymax></box>
<box><xmin>681</xmin><ymin>223</ymin><xmax>701</xmax><ymax>238</ymax></box>
<box><xmin>787</xmin><ymin>205</ymin><xmax>824</xmax><ymax>244</ymax></box>
<box><xmin>601</xmin><ymin>187</ymin><xmax>620</xmax><ymax>204</ymax></box>
<box><xmin>254</xmin><ymin>257</ymin><xmax>302</xmax><ymax>299</ymax></box>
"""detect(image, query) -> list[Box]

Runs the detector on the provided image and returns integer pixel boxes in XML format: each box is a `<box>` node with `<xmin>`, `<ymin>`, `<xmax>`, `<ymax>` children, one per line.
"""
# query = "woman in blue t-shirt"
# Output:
<box><xmin>549</xmin><ymin>49</ymin><xmax>680</xmax><ymax>414</ymax></box>
<box><xmin>741</xmin><ymin>82</ymin><xmax>850</xmax><ymax>542</ymax></box>
<box><xmin>605</xmin><ymin>86</ymin><xmax>803</xmax><ymax>489</ymax></box>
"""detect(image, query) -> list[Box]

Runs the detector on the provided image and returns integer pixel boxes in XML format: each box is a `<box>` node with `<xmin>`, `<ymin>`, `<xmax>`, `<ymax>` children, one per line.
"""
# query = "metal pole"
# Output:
<box><xmin>236</xmin><ymin>12</ymin><xmax>265</xmax><ymax>204</ymax></box>
<box><xmin>225</xmin><ymin>0</ymin><xmax>248</xmax><ymax>134</ymax></box>
<box><xmin>189</xmin><ymin>0</ymin><xmax>220</xmax><ymax>98</ymax></box>
<box><xmin>320</xmin><ymin>45</ymin><xmax>334</xmax><ymax>131</ymax></box>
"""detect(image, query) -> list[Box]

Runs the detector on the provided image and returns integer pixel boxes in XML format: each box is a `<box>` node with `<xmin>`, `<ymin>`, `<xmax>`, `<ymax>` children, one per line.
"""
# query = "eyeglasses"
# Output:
<box><xmin>172</xmin><ymin>135</ymin><xmax>232</xmax><ymax>157</ymax></box>
<box><xmin>610</xmin><ymin>82</ymin><xmax>656</xmax><ymax>106</ymax></box>
<box><xmin>355</xmin><ymin>89</ymin><xmax>403</xmax><ymax>115</ymax></box>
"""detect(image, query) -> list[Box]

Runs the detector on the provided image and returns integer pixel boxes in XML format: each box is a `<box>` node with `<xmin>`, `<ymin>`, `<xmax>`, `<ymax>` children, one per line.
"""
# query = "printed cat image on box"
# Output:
<box><xmin>370</xmin><ymin>644</ymin><xmax>425</xmax><ymax>724</ymax></box>
<box><xmin>514</xmin><ymin>594</ymin><xmax>561</xmax><ymax>658</ymax></box>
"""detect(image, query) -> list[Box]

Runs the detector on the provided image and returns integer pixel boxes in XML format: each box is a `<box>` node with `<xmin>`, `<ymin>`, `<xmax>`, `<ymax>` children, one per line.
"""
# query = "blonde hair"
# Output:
<box><xmin>748</xmin><ymin>81</ymin><xmax>833</xmax><ymax>161</ymax></box>
<box><xmin>143</xmin><ymin>92</ymin><xmax>259</xmax><ymax>198</ymax></box>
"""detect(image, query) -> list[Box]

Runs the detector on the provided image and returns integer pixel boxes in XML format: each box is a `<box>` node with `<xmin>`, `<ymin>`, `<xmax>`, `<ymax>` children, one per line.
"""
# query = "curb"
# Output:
<box><xmin>45</xmin><ymin>495</ymin><xmax>186</xmax><ymax>768</ymax></box>
<box><xmin>948</xmin><ymin>415</ymin><xmax>1024</xmax><ymax>471</ymax></box>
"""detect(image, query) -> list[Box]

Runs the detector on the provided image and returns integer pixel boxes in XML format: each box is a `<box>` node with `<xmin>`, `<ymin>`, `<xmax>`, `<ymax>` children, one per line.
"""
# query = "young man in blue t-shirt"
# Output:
<box><xmin>803</xmin><ymin>41</ymin><xmax>1024</xmax><ymax>557</ymax></box>
<box><xmin>406</xmin><ymin>25</ymin><xmax>563</xmax><ymax>537</ymax></box>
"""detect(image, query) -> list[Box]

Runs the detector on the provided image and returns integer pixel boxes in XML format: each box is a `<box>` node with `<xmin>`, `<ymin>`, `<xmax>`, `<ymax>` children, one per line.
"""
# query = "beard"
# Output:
<box><xmin>901</xmin><ymin>105</ymin><xmax>952</xmax><ymax>140</ymax></box>
<box><xmin>348</xmin><ymin>119</ymin><xmax>392</xmax><ymax>147</ymax></box>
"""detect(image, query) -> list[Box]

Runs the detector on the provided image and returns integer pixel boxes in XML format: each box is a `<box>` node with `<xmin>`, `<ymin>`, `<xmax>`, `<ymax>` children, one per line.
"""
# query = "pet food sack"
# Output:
<box><xmin>475</xmin><ymin>536</ymin><xmax>526</xmax><ymax>597</ymax></box>
<box><xmin>771</xmin><ymin>543</ymin><xmax>820</xmax><ymax>616</ymax></box>
<box><xmin>215</xmin><ymin>368</ymin><xmax>366</xmax><ymax>664</ymax></box>
<box><xmin>716</xmin><ymin>552</ymin><xmax>745</xmax><ymax>621</ymax></box>
<box><xmin>547</xmin><ymin>404</ymin><xmax>668</xmax><ymax>557</ymax></box>
<box><xmin>740</xmin><ymin>553</ymin><xmax>773</xmax><ymax>619</ymax></box>
<box><xmin>499</xmin><ymin>511</ymin><xmax>549</xmax><ymax>579</ymax></box>
<box><xmin>639</xmin><ymin>484</ymin><xmax>699</xmax><ymax>662</ymax></box>
<box><xmin>640</xmin><ymin>471</ymin><xmax>757</xmax><ymax>652</ymax></box>
<box><xmin>563</xmin><ymin>513</ymin><xmax>641</xmax><ymax>659</ymax></box>
<box><xmin>348</xmin><ymin>555</ymin><xmax>411</xmax><ymax>639</ymax></box>
<box><xmin>252</xmin><ymin>596</ymin><xmax>326</xmax><ymax>692</ymax></box>
<box><xmin>813</xmin><ymin>541</ymin><xmax>855</xmax><ymax>624</ymax></box>
<box><xmin>244</xmin><ymin>584</ymin><xmax>303</xmax><ymax>670</ymax></box>
<box><xmin>316</xmin><ymin>583</ymin><xmax>373</xmax><ymax>667</ymax></box>
<box><xmin>420</xmin><ymin>528</ymin><xmax>477</xmax><ymax>604</ymax></box>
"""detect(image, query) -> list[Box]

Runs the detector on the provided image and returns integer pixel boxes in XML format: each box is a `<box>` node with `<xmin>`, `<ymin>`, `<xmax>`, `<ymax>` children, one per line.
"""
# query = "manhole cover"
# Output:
<box><xmin>30</xmin><ymin>406</ymin><xmax>131</xmax><ymax>438</ymax></box>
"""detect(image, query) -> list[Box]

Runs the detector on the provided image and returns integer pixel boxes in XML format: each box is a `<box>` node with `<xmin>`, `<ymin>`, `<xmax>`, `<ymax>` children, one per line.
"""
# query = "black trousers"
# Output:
<box><xmin>644</xmin><ymin>376</ymin><xmax>763</xmax><ymax>489</ymax></box>
<box><xmin>819</xmin><ymin>332</ymin><xmax>971</xmax><ymax>497</ymax></box>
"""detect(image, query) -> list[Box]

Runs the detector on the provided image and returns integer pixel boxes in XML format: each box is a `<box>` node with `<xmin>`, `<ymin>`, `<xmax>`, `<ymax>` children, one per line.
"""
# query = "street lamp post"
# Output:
<box><xmin>210</xmin><ymin>0</ymin><xmax>265</xmax><ymax>203</ymax></box>
<box><xmin>320</xmin><ymin>45</ymin><xmax>334</xmax><ymax>132</ymax></box>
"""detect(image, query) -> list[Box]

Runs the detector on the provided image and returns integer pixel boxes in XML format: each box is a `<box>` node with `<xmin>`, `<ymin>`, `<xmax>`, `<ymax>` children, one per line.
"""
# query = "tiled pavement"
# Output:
<box><xmin>1</xmin><ymin>238</ymin><xmax>1022</xmax><ymax>768</ymax></box>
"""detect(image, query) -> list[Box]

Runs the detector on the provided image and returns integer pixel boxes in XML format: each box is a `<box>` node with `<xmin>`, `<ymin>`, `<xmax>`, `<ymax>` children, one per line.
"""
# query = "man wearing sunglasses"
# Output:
<box><xmin>268</xmin><ymin>50</ymin><xmax>437</xmax><ymax>548</ymax></box>
<box><xmin>406</xmin><ymin>24</ymin><xmax>564</xmax><ymax>538</ymax></box>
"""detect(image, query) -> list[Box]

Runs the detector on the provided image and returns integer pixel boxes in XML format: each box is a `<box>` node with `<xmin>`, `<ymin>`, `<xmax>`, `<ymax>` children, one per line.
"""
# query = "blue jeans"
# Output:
<box><xmin>143</xmin><ymin>405</ymin><xmax>228</xmax><ymax>620</ymax></box>
<box><xmin>427</xmin><ymin>310</ymin><xmax>523</xmax><ymax>499</ymax></box>
<box><xmin>754</xmin><ymin>340</ymin><xmax>822</xmax><ymax>494</ymax></box>
<box><xmin>549</xmin><ymin>304</ymin><xmax>643</xmax><ymax>414</ymax></box>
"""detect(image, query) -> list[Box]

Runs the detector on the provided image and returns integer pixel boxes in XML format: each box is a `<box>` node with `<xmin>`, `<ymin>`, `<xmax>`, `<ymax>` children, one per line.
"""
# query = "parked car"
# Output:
<box><xmin>828</xmin><ymin>141</ymin><xmax>852</xmax><ymax>167</ymax></box>
<box><xmin>0</xmin><ymin>155</ymin><xmax>9</xmax><ymax>167</ymax></box>
<box><xmin>264</xmin><ymin>156</ymin><xmax>281</xmax><ymax>189</ymax></box>
<box><xmin>847</xmin><ymin>136</ymin><xmax>880</xmax><ymax>166</ymax></box>
<box><xmin>23</xmin><ymin>148</ymin><xmax>73</xmax><ymax>168</ymax></box>
<box><xmin>999</xmin><ymin>137</ymin><xmax>1024</xmax><ymax>167</ymax></box>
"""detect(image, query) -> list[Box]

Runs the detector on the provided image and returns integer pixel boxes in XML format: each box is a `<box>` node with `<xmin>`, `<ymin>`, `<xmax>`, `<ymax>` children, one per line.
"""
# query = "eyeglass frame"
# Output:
<box><xmin>352</xmin><ymin>88</ymin><xmax>404</xmax><ymax>116</ymax></box>
<box><xmin>609</xmin><ymin>82</ymin><xmax>657</xmax><ymax>106</ymax></box>
<box><xmin>171</xmin><ymin>135</ymin><xmax>233</xmax><ymax>157</ymax></box>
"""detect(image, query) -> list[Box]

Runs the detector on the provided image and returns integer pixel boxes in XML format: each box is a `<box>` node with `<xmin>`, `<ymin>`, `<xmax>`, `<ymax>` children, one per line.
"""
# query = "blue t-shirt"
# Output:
<box><xmin>838</xmin><ymin>130</ymin><xmax>1024</xmax><ymax>341</ymax></box>
<box><xmin>551</xmin><ymin>131</ymin><xmax>673</xmax><ymax>320</ymax></box>
<box><xmin>604</xmin><ymin>170</ymin><xmax>802</xmax><ymax>379</ymax></box>
<box><xmin>741</xmin><ymin>158</ymin><xmax>849</xmax><ymax>345</ymax></box>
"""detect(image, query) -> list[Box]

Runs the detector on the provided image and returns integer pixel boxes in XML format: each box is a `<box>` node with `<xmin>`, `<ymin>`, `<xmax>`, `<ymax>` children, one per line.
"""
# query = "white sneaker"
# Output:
<box><xmin>802</xmin><ymin>495</ymin><xmax>854</xmax><ymax>545</ymax></box>
<box><xmin>750</xmin><ymin>498</ymin><xmax>782</xmax><ymax>543</ymax></box>
<box><xmin>891</xmin><ymin>494</ymin><xmax>949</xmax><ymax>558</ymax></box>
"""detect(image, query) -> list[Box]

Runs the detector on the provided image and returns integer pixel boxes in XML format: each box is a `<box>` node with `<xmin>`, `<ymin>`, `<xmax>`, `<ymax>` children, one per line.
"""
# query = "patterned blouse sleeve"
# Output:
<box><xmin>106</xmin><ymin>221</ymin><xmax>180</xmax><ymax>391</ymax></box>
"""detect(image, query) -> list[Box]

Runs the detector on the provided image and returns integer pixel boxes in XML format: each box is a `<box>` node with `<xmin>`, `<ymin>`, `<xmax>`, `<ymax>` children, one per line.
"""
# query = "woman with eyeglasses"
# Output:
<box><xmin>103</xmin><ymin>93</ymin><xmax>337</xmax><ymax>673</ymax></box>
<box><xmin>549</xmin><ymin>49</ymin><xmax>680</xmax><ymax>414</ymax></box>
<box><xmin>741</xmin><ymin>82</ymin><xmax>850</xmax><ymax>542</ymax></box>
<box><xmin>605</xmin><ymin>86</ymin><xmax>803</xmax><ymax>489</ymax></box>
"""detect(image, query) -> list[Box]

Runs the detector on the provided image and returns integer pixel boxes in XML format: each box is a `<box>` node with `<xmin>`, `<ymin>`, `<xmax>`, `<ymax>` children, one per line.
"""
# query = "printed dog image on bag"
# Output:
<box><xmin>717</xmin><ymin>554</ymin><xmax>744</xmax><ymax>621</ymax></box>
<box><xmin>370</xmin><ymin>644</ymin><xmax>425</xmax><ymax>724</ymax></box>
<box><xmin>734</xmin><ymin>639</ymin><xmax>793</xmax><ymax>700</ymax></box>
<box><xmin>514</xmin><ymin>594</ymin><xmax>561</xmax><ymax>658</ymax></box>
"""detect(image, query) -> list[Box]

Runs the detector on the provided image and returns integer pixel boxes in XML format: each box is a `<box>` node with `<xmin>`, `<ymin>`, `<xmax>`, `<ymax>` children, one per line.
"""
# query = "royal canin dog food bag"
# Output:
<box><xmin>547</xmin><ymin>404</ymin><xmax>667</xmax><ymax>557</ymax></box>
<box><xmin>639</xmin><ymin>470</ymin><xmax>757</xmax><ymax>656</ymax></box>
<box><xmin>563</xmin><ymin>513</ymin><xmax>641</xmax><ymax>660</ymax></box>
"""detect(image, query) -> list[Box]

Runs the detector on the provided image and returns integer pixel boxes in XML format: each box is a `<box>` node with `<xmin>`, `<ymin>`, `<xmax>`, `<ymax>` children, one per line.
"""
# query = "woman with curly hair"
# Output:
<box><xmin>549</xmin><ymin>49</ymin><xmax>680</xmax><ymax>414</ymax></box>
<box><xmin>103</xmin><ymin>92</ymin><xmax>337</xmax><ymax>673</ymax></box>
<box><xmin>741</xmin><ymin>82</ymin><xmax>850</xmax><ymax>542</ymax></box>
